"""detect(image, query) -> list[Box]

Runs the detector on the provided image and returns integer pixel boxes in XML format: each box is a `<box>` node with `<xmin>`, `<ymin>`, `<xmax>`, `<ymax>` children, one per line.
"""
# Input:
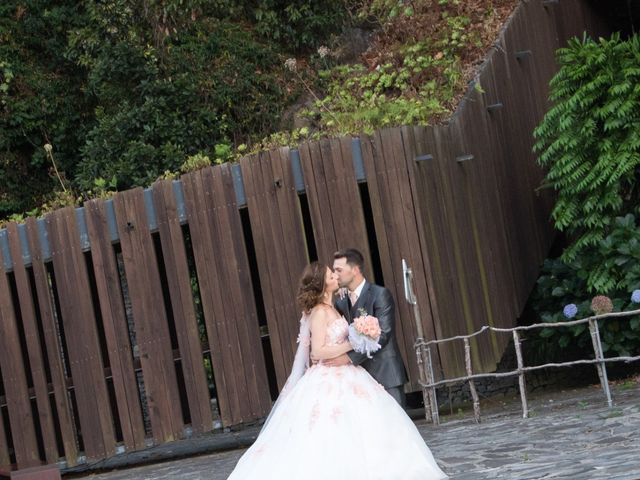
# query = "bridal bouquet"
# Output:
<box><xmin>348</xmin><ymin>308</ymin><xmax>382</xmax><ymax>358</ymax></box>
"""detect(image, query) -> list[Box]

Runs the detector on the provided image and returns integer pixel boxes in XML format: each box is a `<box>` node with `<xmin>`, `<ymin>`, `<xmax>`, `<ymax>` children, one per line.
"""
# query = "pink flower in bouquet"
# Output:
<box><xmin>354</xmin><ymin>313</ymin><xmax>381</xmax><ymax>339</ymax></box>
<box><xmin>349</xmin><ymin>309</ymin><xmax>382</xmax><ymax>358</ymax></box>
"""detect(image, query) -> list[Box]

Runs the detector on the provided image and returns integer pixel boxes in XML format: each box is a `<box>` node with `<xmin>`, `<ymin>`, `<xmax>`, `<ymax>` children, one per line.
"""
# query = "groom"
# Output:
<box><xmin>325</xmin><ymin>248</ymin><xmax>409</xmax><ymax>408</ymax></box>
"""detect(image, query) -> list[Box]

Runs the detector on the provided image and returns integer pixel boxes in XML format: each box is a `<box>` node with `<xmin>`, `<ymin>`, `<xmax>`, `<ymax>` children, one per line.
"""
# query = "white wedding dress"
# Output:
<box><xmin>227</xmin><ymin>316</ymin><xmax>448</xmax><ymax>480</ymax></box>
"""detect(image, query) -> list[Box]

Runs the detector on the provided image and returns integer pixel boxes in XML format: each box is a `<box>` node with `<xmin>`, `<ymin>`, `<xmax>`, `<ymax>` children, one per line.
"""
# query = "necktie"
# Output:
<box><xmin>349</xmin><ymin>290</ymin><xmax>358</xmax><ymax>306</ymax></box>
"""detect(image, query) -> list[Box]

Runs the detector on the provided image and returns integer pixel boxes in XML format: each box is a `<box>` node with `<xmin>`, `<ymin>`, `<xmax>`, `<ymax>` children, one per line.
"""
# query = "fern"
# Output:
<box><xmin>534</xmin><ymin>33</ymin><xmax>640</xmax><ymax>262</ymax></box>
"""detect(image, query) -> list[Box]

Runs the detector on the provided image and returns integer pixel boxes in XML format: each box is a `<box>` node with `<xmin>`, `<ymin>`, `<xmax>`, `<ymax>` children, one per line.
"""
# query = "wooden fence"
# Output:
<box><xmin>0</xmin><ymin>0</ymin><xmax>608</xmax><ymax>472</ymax></box>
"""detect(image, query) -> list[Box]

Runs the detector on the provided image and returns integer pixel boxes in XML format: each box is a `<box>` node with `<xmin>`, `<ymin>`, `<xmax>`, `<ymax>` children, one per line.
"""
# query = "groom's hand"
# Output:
<box><xmin>322</xmin><ymin>353</ymin><xmax>352</xmax><ymax>367</ymax></box>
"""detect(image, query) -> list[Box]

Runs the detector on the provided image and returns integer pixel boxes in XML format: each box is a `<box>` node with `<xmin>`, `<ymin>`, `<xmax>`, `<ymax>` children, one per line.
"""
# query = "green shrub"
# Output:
<box><xmin>530</xmin><ymin>215</ymin><xmax>640</xmax><ymax>360</ymax></box>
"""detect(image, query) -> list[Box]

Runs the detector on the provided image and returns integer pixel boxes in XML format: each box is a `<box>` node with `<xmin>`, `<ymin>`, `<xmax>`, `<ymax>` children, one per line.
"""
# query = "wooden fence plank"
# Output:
<box><xmin>482</xmin><ymin>43</ymin><xmax>533</xmax><ymax>309</ymax></box>
<box><xmin>358</xmin><ymin>135</ymin><xmax>391</xmax><ymax>271</ymax></box>
<box><xmin>410</xmin><ymin>125</ymin><xmax>466</xmax><ymax>377</ymax></box>
<box><xmin>240</xmin><ymin>153</ymin><xmax>288</xmax><ymax>387</ymax></box>
<box><xmin>182</xmin><ymin>166</ymin><xmax>270</xmax><ymax>425</ymax></box>
<box><xmin>368</xmin><ymin>127</ymin><xmax>437</xmax><ymax>385</ymax></box>
<box><xmin>327</xmin><ymin>137</ymin><xmax>371</xmax><ymax>265</ymax></box>
<box><xmin>240</xmin><ymin>149</ymin><xmax>308</xmax><ymax>389</ymax></box>
<box><xmin>0</xmin><ymin>403</ymin><xmax>9</xmax><ymax>468</ymax></box>
<box><xmin>430</xmin><ymin>124</ymin><xmax>482</xmax><ymax>373</ymax></box>
<box><xmin>84</xmin><ymin>200</ymin><xmax>146</xmax><ymax>451</ymax></box>
<box><xmin>208</xmin><ymin>164</ymin><xmax>270</xmax><ymax>419</ymax></box>
<box><xmin>401</xmin><ymin>125</ymin><xmax>451</xmax><ymax>355</ymax></box>
<box><xmin>5</xmin><ymin>224</ymin><xmax>58</xmax><ymax>463</ymax></box>
<box><xmin>193</xmin><ymin>167</ymin><xmax>248</xmax><ymax>423</ymax></box>
<box><xmin>253</xmin><ymin>151</ymin><xmax>296</xmax><ymax>384</ymax></box>
<box><xmin>46</xmin><ymin>208</ymin><xmax>115</xmax><ymax>460</ymax></box>
<box><xmin>152</xmin><ymin>180</ymin><xmax>213</xmax><ymax>434</ymax></box>
<box><xmin>299</xmin><ymin>141</ymin><xmax>337</xmax><ymax>261</ymax></box>
<box><xmin>360</xmin><ymin>130</ymin><xmax>415</xmax><ymax>382</ymax></box>
<box><xmin>112</xmin><ymin>189</ymin><xmax>183</xmax><ymax>444</ymax></box>
<box><xmin>269</xmin><ymin>148</ymin><xmax>310</xmax><ymax>371</ymax></box>
<box><xmin>444</xmin><ymin>119</ymin><xmax>497</xmax><ymax>371</ymax></box>
<box><xmin>181</xmin><ymin>168</ymin><xmax>236</xmax><ymax>425</ymax></box>
<box><xmin>454</xmin><ymin>100</ymin><xmax>511</xmax><ymax>368</ymax></box>
<box><xmin>477</xmin><ymin>54</ymin><xmax>523</xmax><ymax>322</ymax></box>
<box><xmin>0</xmin><ymin>237</ymin><xmax>40</xmax><ymax>468</ymax></box>
<box><xmin>24</xmin><ymin>217</ymin><xmax>79</xmax><ymax>466</ymax></box>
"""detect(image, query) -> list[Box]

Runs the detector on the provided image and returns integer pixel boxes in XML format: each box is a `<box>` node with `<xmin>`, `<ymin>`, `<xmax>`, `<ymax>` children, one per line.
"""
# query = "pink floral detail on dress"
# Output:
<box><xmin>309</xmin><ymin>401</ymin><xmax>321</xmax><ymax>431</ymax></box>
<box><xmin>330</xmin><ymin>406</ymin><xmax>343</xmax><ymax>423</ymax></box>
<box><xmin>352</xmin><ymin>383</ymin><xmax>370</xmax><ymax>399</ymax></box>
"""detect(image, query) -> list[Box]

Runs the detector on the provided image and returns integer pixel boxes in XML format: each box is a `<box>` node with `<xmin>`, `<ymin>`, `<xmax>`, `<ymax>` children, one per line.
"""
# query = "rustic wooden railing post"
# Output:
<box><xmin>512</xmin><ymin>330</ymin><xmax>529</xmax><ymax>418</ymax></box>
<box><xmin>588</xmin><ymin>318</ymin><xmax>612</xmax><ymax>407</ymax></box>
<box><xmin>425</xmin><ymin>346</ymin><xmax>440</xmax><ymax>425</ymax></box>
<box><xmin>463</xmin><ymin>338</ymin><xmax>481</xmax><ymax>423</ymax></box>
<box><xmin>415</xmin><ymin>341</ymin><xmax>433</xmax><ymax>422</ymax></box>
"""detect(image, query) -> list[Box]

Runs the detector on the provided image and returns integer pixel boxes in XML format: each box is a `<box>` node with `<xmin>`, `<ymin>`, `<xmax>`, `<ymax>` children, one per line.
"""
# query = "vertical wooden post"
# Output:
<box><xmin>512</xmin><ymin>330</ymin><xmax>529</xmax><ymax>419</ymax></box>
<box><xmin>424</xmin><ymin>346</ymin><xmax>440</xmax><ymax>425</ymax></box>
<box><xmin>588</xmin><ymin>319</ymin><xmax>612</xmax><ymax>407</ymax></box>
<box><xmin>463</xmin><ymin>338</ymin><xmax>481</xmax><ymax>423</ymax></box>
<box><xmin>415</xmin><ymin>342</ymin><xmax>433</xmax><ymax>422</ymax></box>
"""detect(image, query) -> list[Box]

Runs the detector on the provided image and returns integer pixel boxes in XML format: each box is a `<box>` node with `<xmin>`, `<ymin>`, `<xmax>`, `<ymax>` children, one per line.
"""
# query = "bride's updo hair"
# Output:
<box><xmin>297</xmin><ymin>262</ymin><xmax>327</xmax><ymax>314</ymax></box>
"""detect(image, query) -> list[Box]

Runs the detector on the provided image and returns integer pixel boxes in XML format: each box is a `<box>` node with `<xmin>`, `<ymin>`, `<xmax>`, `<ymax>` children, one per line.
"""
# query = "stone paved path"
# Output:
<box><xmin>66</xmin><ymin>380</ymin><xmax>640</xmax><ymax>479</ymax></box>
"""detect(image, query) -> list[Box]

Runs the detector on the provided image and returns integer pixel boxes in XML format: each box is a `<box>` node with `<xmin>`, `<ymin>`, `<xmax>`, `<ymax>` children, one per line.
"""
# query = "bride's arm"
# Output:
<box><xmin>309</xmin><ymin>308</ymin><xmax>352</xmax><ymax>360</ymax></box>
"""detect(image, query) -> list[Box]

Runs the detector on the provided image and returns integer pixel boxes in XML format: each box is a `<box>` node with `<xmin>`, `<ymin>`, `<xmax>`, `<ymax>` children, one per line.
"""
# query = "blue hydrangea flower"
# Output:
<box><xmin>632</xmin><ymin>290</ymin><xmax>640</xmax><ymax>304</ymax></box>
<box><xmin>563</xmin><ymin>303</ymin><xmax>578</xmax><ymax>319</ymax></box>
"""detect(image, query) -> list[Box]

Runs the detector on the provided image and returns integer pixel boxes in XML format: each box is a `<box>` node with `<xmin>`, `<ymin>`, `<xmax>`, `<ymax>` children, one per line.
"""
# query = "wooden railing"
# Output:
<box><xmin>414</xmin><ymin>309</ymin><xmax>640</xmax><ymax>425</ymax></box>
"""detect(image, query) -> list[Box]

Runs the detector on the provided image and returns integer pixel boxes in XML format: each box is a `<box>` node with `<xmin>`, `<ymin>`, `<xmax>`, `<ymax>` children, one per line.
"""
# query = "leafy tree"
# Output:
<box><xmin>0</xmin><ymin>1</ymin><xmax>91</xmax><ymax>215</ymax></box>
<box><xmin>1</xmin><ymin>0</ymin><xmax>348</xmax><ymax>218</ymax></box>
<box><xmin>68</xmin><ymin>6</ymin><xmax>287</xmax><ymax>190</ymax></box>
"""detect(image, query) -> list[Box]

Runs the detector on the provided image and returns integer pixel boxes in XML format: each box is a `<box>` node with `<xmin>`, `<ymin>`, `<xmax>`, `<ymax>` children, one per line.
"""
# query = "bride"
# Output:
<box><xmin>227</xmin><ymin>262</ymin><xmax>448</xmax><ymax>479</ymax></box>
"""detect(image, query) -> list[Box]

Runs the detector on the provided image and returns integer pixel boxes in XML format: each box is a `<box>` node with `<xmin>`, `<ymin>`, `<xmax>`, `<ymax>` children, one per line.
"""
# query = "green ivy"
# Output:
<box><xmin>302</xmin><ymin>23</ymin><xmax>477</xmax><ymax>135</ymax></box>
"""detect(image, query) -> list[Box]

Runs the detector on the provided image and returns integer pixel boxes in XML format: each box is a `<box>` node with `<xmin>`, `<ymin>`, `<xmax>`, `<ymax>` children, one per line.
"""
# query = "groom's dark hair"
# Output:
<box><xmin>333</xmin><ymin>248</ymin><xmax>365</xmax><ymax>273</ymax></box>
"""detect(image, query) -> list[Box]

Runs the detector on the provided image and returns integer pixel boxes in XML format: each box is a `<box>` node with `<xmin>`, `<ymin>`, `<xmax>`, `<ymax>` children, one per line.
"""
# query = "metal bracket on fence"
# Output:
<box><xmin>456</xmin><ymin>154</ymin><xmax>474</xmax><ymax>163</ymax></box>
<box><xmin>0</xmin><ymin>228</ymin><xmax>12</xmax><ymax>271</ymax></box>
<box><xmin>231</xmin><ymin>163</ymin><xmax>247</xmax><ymax>207</ymax></box>
<box><xmin>290</xmin><ymin>149</ymin><xmax>306</xmax><ymax>194</ymax></box>
<box><xmin>486</xmin><ymin>102</ymin><xmax>504</xmax><ymax>113</ymax></box>
<box><xmin>515</xmin><ymin>50</ymin><xmax>532</xmax><ymax>61</ymax></box>
<box><xmin>415</xmin><ymin>154</ymin><xmax>434</xmax><ymax>162</ymax></box>
<box><xmin>351</xmin><ymin>137</ymin><xmax>367</xmax><ymax>182</ymax></box>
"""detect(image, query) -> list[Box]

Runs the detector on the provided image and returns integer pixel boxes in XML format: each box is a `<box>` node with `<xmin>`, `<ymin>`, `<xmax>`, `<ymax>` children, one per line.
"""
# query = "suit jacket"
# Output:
<box><xmin>335</xmin><ymin>281</ymin><xmax>408</xmax><ymax>389</ymax></box>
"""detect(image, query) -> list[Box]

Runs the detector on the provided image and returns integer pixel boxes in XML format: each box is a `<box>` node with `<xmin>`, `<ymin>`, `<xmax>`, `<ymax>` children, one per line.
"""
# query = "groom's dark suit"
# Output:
<box><xmin>335</xmin><ymin>281</ymin><xmax>408</xmax><ymax>407</ymax></box>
